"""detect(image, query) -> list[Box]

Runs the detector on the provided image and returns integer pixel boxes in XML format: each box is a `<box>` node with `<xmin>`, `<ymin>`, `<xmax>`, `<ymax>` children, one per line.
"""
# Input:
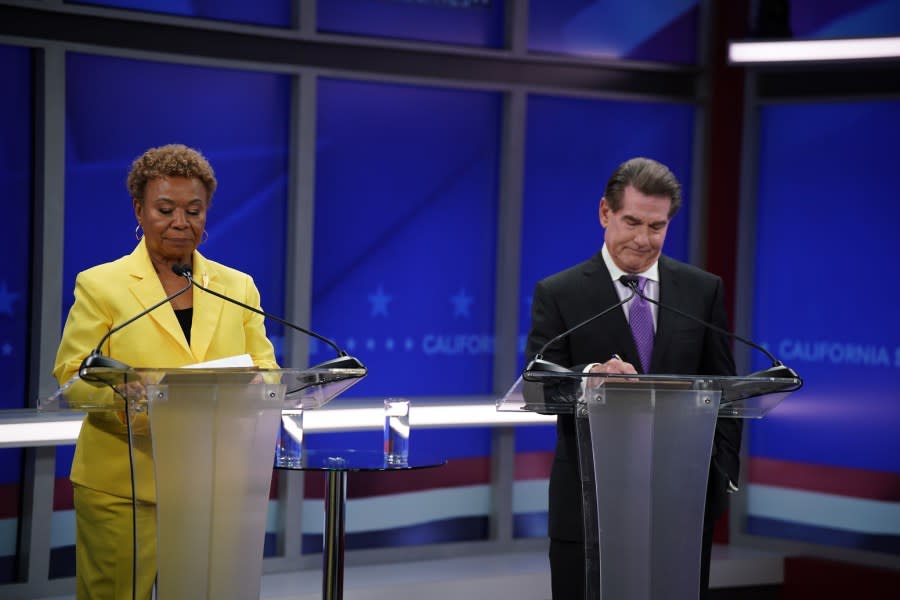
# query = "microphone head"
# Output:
<box><xmin>172</xmin><ymin>263</ymin><xmax>192</xmax><ymax>277</ymax></box>
<box><xmin>309</xmin><ymin>354</ymin><xmax>367</xmax><ymax>372</ymax></box>
<box><xmin>524</xmin><ymin>357</ymin><xmax>573</xmax><ymax>377</ymax></box>
<box><xmin>749</xmin><ymin>362</ymin><xmax>802</xmax><ymax>382</ymax></box>
<box><xmin>619</xmin><ymin>274</ymin><xmax>639</xmax><ymax>289</ymax></box>
<box><xmin>78</xmin><ymin>351</ymin><xmax>133</xmax><ymax>384</ymax></box>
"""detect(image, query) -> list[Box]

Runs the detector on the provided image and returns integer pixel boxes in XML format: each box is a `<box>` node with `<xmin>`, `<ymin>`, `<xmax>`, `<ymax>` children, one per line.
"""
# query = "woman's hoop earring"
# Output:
<box><xmin>201</xmin><ymin>229</ymin><xmax>209</xmax><ymax>244</ymax></box>
<box><xmin>134</xmin><ymin>224</ymin><xmax>143</xmax><ymax>241</ymax></box>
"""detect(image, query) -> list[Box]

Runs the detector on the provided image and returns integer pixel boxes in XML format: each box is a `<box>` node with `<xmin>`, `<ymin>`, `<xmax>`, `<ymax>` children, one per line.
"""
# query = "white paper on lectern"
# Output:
<box><xmin>184</xmin><ymin>354</ymin><xmax>254</xmax><ymax>369</ymax></box>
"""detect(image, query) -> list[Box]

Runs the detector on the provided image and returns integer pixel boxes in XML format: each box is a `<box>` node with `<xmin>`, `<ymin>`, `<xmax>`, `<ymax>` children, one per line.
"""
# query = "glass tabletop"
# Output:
<box><xmin>274</xmin><ymin>448</ymin><xmax>446</xmax><ymax>472</ymax></box>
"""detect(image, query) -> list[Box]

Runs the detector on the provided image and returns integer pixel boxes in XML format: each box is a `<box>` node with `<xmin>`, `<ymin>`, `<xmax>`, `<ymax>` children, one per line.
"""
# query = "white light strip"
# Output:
<box><xmin>303</xmin><ymin>404</ymin><xmax>555</xmax><ymax>433</ymax></box>
<box><xmin>0</xmin><ymin>420</ymin><xmax>83</xmax><ymax>448</ymax></box>
<box><xmin>0</xmin><ymin>404</ymin><xmax>555</xmax><ymax>446</ymax></box>
<box><xmin>729</xmin><ymin>37</ymin><xmax>900</xmax><ymax>64</ymax></box>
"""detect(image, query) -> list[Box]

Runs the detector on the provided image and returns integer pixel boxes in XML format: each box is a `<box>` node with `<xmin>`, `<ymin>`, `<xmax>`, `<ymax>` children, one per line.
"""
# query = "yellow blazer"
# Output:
<box><xmin>53</xmin><ymin>239</ymin><xmax>278</xmax><ymax>502</ymax></box>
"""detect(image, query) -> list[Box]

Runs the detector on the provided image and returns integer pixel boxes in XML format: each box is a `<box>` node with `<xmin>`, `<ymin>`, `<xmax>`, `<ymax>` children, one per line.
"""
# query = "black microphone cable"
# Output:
<box><xmin>85</xmin><ymin>352</ymin><xmax>149</xmax><ymax>600</ymax></box>
<box><xmin>110</xmin><ymin>377</ymin><xmax>139</xmax><ymax>600</ymax></box>
<box><xmin>79</xmin><ymin>280</ymin><xmax>193</xmax><ymax>378</ymax></box>
<box><xmin>171</xmin><ymin>264</ymin><xmax>365</xmax><ymax>375</ymax></box>
<box><xmin>525</xmin><ymin>287</ymin><xmax>636</xmax><ymax>376</ymax></box>
<box><xmin>618</xmin><ymin>274</ymin><xmax>800</xmax><ymax>380</ymax></box>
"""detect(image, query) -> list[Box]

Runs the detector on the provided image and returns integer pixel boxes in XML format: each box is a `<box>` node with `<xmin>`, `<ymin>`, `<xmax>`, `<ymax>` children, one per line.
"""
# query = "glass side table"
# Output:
<box><xmin>275</xmin><ymin>449</ymin><xmax>446</xmax><ymax>600</ymax></box>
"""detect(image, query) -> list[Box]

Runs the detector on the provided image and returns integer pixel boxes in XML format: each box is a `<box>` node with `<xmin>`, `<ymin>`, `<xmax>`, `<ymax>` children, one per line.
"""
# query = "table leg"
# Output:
<box><xmin>322</xmin><ymin>470</ymin><xmax>347</xmax><ymax>600</ymax></box>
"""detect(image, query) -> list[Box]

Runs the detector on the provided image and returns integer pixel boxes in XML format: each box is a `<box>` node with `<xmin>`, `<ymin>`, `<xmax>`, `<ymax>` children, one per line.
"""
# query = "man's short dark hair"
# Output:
<box><xmin>603</xmin><ymin>157</ymin><xmax>682</xmax><ymax>219</ymax></box>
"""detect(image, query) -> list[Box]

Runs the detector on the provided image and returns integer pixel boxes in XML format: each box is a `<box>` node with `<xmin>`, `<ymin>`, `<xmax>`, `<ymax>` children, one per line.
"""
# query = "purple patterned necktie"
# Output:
<box><xmin>629</xmin><ymin>276</ymin><xmax>654</xmax><ymax>373</ymax></box>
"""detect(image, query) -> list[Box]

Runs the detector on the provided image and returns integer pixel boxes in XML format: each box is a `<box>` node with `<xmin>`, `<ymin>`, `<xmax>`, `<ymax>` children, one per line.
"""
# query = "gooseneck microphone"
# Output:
<box><xmin>78</xmin><ymin>279</ymin><xmax>193</xmax><ymax>379</ymax></box>
<box><xmin>171</xmin><ymin>264</ymin><xmax>364</xmax><ymax>371</ymax></box>
<box><xmin>525</xmin><ymin>286</ymin><xmax>637</xmax><ymax>375</ymax></box>
<box><xmin>618</xmin><ymin>275</ymin><xmax>799</xmax><ymax>380</ymax></box>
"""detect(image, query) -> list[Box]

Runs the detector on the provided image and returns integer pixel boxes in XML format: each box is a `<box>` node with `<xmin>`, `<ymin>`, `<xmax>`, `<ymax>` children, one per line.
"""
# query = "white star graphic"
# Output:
<box><xmin>385</xmin><ymin>338</ymin><xmax>395</xmax><ymax>350</ymax></box>
<box><xmin>0</xmin><ymin>281</ymin><xmax>20</xmax><ymax>316</ymax></box>
<box><xmin>404</xmin><ymin>338</ymin><xmax>415</xmax><ymax>351</ymax></box>
<box><xmin>368</xmin><ymin>284</ymin><xmax>392</xmax><ymax>317</ymax></box>
<box><xmin>450</xmin><ymin>288</ymin><xmax>474</xmax><ymax>318</ymax></box>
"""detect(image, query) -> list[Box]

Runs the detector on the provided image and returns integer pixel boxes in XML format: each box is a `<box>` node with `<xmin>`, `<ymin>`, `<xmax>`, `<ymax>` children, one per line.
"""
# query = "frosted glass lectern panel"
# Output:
<box><xmin>577</xmin><ymin>380</ymin><xmax>720</xmax><ymax>599</ymax></box>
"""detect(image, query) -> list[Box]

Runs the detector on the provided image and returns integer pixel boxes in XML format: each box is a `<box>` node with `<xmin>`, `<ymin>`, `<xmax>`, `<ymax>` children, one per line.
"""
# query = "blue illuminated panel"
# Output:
<box><xmin>0</xmin><ymin>43</ymin><xmax>32</xmax><ymax>584</ymax></box>
<box><xmin>0</xmin><ymin>46</ymin><xmax>31</xmax><ymax>410</ymax></box>
<box><xmin>311</xmin><ymin>78</ymin><xmax>501</xmax><ymax>396</ymax></box>
<box><xmin>752</xmin><ymin>100</ymin><xmax>900</xmax><ymax>471</ymax></box>
<box><xmin>68</xmin><ymin>0</ymin><xmax>292</xmax><ymax>27</ymax></box>
<box><xmin>748</xmin><ymin>99</ymin><xmax>900</xmax><ymax>554</ymax></box>
<box><xmin>318</xmin><ymin>0</ymin><xmax>504</xmax><ymax>48</ymax></box>
<box><xmin>63</xmin><ymin>53</ymin><xmax>289</xmax><ymax>358</ymax></box>
<box><xmin>529</xmin><ymin>0</ymin><xmax>700</xmax><ymax>63</ymax></box>
<box><xmin>519</xmin><ymin>94</ymin><xmax>695</xmax><ymax>363</ymax></box>
<box><xmin>790</xmin><ymin>0</ymin><xmax>900</xmax><ymax>38</ymax></box>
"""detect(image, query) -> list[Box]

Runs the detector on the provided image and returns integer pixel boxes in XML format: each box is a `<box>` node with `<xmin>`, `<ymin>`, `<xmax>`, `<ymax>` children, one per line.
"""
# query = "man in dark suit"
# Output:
<box><xmin>525</xmin><ymin>157</ymin><xmax>741</xmax><ymax>600</ymax></box>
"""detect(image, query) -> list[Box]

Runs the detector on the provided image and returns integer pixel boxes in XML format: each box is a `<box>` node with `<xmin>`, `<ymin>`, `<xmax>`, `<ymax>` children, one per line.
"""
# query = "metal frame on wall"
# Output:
<box><xmin>0</xmin><ymin>0</ymin><xmax>714</xmax><ymax>596</ymax></box>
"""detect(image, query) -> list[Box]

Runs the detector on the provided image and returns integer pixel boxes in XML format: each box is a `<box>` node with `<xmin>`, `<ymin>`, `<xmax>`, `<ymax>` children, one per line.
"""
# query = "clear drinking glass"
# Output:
<box><xmin>383</xmin><ymin>398</ymin><xmax>410</xmax><ymax>464</ymax></box>
<box><xmin>276</xmin><ymin>408</ymin><xmax>304</xmax><ymax>466</ymax></box>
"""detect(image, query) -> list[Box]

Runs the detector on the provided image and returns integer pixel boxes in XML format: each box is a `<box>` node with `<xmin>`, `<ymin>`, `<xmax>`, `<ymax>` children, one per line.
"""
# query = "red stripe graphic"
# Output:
<box><xmin>514</xmin><ymin>451</ymin><xmax>553</xmax><ymax>481</ymax></box>
<box><xmin>749</xmin><ymin>457</ymin><xmax>900</xmax><ymax>501</ymax></box>
<box><xmin>0</xmin><ymin>484</ymin><xmax>20</xmax><ymax>519</ymax></box>
<box><xmin>48</xmin><ymin>469</ymin><xmax>281</xmax><ymax>510</ymax></box>
<box><xmin>54</xmin><ymin>478</ymin><xmax>74</xmax><ymax>511</ymax></box>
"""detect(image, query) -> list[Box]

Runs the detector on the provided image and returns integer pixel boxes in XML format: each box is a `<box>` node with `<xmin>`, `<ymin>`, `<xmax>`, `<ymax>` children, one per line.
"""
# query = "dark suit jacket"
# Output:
<box><xmin>525</xmin><ymin>251</ymin><xmax>741</xmax><ymax>541</ymax></box>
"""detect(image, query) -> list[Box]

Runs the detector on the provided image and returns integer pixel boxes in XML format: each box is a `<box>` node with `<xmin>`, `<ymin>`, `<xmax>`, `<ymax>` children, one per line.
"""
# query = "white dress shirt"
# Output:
<box><xmin>601</xmin><ymin>243</ymin><xmax>660</xmax><ymax>330</ymax></box>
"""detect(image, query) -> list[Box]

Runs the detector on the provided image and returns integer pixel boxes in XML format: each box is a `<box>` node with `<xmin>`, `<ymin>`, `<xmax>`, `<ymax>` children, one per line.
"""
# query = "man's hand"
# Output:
<box><xmin>585</xmin><ymin>356</ymin><xmax>639</xmax><ymax>389</ymax></box>
<box><xmin>590</xmin><ymin>356</ymin><xmax>638</xmax><ymax>375</ymax></box>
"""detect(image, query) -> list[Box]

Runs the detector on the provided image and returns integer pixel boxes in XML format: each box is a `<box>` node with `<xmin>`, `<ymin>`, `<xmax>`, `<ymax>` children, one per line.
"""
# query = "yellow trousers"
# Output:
<box><xmin>73</xmin><ymin>484</ymin><xmax>157</xmax><ymax>600</ymax></box>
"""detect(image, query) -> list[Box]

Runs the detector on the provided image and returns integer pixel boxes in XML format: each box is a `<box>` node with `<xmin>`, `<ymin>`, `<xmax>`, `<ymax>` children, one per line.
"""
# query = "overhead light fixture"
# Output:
<box><xmin>729</xmin><ymin>37</ymin><xmax>900</xmax><ymax>64</ymax></box>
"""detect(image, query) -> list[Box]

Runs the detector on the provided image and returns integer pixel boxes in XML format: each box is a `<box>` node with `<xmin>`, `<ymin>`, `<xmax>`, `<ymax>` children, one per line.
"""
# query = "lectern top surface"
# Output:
<box><xmin>41</xmin><ymin>365</ymin><xmax>367</xmax><ymax>413</ymax></box>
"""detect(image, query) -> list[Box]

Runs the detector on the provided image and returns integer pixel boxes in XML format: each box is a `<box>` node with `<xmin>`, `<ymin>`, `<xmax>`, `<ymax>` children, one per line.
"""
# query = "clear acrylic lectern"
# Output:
<box><xmin>41</xmin><ymin>364</ymin><xmax>365</xmax><ymax>600</ymax></box>
<box><xmin>498</xmin><ymin>370</ymin><xmax>801</xmax><ymax>600</ymax></box>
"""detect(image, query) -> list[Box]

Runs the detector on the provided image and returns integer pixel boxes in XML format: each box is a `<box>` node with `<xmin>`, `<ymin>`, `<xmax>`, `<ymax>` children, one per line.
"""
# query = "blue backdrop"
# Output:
<box><xmin>748</xmin><ymin>99</ymin><xmax>900</xmax><ymax>554</ymax></box>
<box><xmin>70</xmin><ymin>0</ymin><xmax>292</xmax><ymax>27</ymax></box>
<box><xmin>0</xmin><ymin>42</ymin><xmax>32</xmax><ymax>584</ymax></box>
<box><xmin>311</xmin><ymin>78</ymin><xmax>502</xmax><ymax>397</ymax></box>
<box><xmin>752</xmin><ymin>100</ymin><xmax>900</xmax><ymax>471</ymax></box>
<box><xmin>518</xmin><ymin>94</ymin><xmax>695</xmax><ymax>365</ymax></box>
<box><xmin>528</xmin><ymin>0</ymin><xmax>700</xmax><ymax>63</ymax></box>
<box><xmin>62</xmin><ymin>52</ymin><xmax>290</xmax><ymax>356</ymax></box>
<box><xmin>318</xmin><ymin>0</ymin><xmax>504</xmax><ymax>47</ymax></box>
<box><xmin>789</xmin><ymin>0</ymin><xmax>900</xmax><ymax>37</ymax></box>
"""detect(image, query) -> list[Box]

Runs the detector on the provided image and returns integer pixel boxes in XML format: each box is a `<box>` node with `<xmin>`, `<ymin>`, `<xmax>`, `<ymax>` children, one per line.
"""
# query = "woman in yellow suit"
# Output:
<box><xmin>53</xmin><ymin>144</ymin><xmax>278</xmax><ymax>599</ymax></box>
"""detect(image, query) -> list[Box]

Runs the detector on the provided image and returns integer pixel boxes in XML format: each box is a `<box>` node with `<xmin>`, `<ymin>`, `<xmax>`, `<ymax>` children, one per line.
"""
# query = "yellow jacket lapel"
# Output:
<box><xmin>189</xmin><ymin>252</ymin><xmax>224</xmax><ymax>361</ymax></box>
<box><xmin>126</xmin><ymin>242</ymin><xmax>193</xmax><ymax>359</ymax></box>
